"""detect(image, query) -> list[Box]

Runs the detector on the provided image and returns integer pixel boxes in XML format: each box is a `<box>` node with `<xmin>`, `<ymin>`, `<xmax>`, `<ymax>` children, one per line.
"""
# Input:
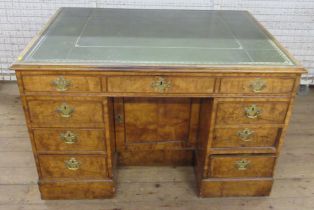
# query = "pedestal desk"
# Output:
<box><xmin>11</xmin><ymin>8</ymin><xmax>306</xmax><ymax>199</ymax></box>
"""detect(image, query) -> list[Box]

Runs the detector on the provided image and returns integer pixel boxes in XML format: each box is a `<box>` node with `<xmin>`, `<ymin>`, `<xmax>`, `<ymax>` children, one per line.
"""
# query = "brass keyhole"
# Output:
<box><xmin>56</xmin><ymin>103</ymin><xmax>74</xmax><ymax>118</ymax></box>
<box><xmin>115</xmin><ymin>114</ymin><xmax>123</xmax><ymax>123</ymax></box>
<box><xmin>151</xmin><ymin>77</ymin><xmax>171</xmax><ymax>92</ymax></box>
<box><xmin>245</xmin><ymin>104</ymin><xmax>261</xmax><ymax>119</ymax></box>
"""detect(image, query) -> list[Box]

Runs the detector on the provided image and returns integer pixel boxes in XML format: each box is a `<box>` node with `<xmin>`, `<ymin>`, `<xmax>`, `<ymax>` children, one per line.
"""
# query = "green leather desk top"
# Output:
<box><xmin>19</xmin><ymin>8</ymin><xmax>296</xmax><ymax>66</ymax></box>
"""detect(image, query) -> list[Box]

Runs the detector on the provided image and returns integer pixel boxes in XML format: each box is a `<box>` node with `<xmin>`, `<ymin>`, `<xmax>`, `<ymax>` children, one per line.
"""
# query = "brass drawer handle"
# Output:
<box><xmin>235</xmin><ymin>159</ymin><xmax>250</xmax><ymax>170</ymax></box>
<box><xmin>65</xmin><ymin>157</ymin><xmax>80</xmax><ymax>170</ymax></box>
<box><xmin>52</xmin><ymin>76</ymin><xmax>71</xmax><ymax>91</ymax></box>
<box><xmin>56</xmin><ymin>103</ymin><xmax>74</xmax><ymax>118</ymax></box>
<box><xmin>237</xmin><ymin>128</ymin><xmax>254</xmax><ymax>141</ymax></box>
<box><xmin>151</xmin><ymin>77</ymin><xmax>171</xmax><ymax>92</ymax></box>
<box><xmin>245</xmin><ymin>104</ymin><xmax>261</xmax><ymax>119</ymax></box>
<box><xmin>60</xmin><ymin>131</ymin><xmax>77</xmax><ymax>144</ymax></box>
<box><xmin>250</xmin><ymin>78</ymin><xmax>266</xmax><ymax>93</ymax></box>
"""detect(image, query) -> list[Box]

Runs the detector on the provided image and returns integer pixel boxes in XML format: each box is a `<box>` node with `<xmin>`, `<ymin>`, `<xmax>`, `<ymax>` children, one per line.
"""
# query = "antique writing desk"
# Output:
<box><xmin>11</xmin><ymin>8</ymin><xmax>306</xmax><ymax>199</ymax></box>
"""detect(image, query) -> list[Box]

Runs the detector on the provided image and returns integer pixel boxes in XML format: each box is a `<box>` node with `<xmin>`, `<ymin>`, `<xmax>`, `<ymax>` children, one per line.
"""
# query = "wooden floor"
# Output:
<box><xmin>0</xmin><ymin>82</ymin><xmax>314</xmax><ymax>210</ymax></box>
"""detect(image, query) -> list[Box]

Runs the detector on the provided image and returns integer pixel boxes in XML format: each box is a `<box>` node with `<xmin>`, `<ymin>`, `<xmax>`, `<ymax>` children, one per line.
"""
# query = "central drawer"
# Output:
<box><xmin>208</xmin><ymin>155</ymin><xmax>276</xmax><ymax>178</ymax></box>
<box><xmin>38</xmin><ymin>155</ymin><xmax>108</xmax><ymax>179</ymax></box>
<box><xmin>106</xmin><ymin>76</ymin><xmax>215</xmax><ymax>94</ymax></box>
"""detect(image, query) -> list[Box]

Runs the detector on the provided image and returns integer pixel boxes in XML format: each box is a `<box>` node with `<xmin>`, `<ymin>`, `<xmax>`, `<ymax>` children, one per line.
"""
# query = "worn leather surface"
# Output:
<box><xmin>23</xmin><ymin>8</ymin><xmax>294</xmax><ymax>65</ymax></box>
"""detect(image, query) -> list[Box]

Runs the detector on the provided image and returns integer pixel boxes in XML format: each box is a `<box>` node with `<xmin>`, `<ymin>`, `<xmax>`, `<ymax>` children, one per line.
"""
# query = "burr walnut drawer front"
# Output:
<box><xmin>216</xmin><ymin>101</ymin><xmax>289</xmax><ymax>125</ymax></box>
<box><xmin>22</xmin><ymin>75</ymin><xmax>101</xmax><ymax>92</ymax></box>
<box><xmin>200</xmin><ymin>179</ymin><xmax>273</xmax><ymax>197</ymax></box>
<box><xmin>219</xmin><ymin>77</ymin><xmax>295</xmax><ymax>94</ymax></box>
<box><xmin>38</xmin><ymin>155</ymin><xmax>108</xmax><ymax>179</ymax></box>
<box><xmin>106</xmin><ymin>76</ymin><xmax>215</xmax><ymax>94</ymax></box>
<box><xmin>33</xmin><ymin>129</ymin><xmax>106</xmax><ymax>152</ymax></box>
<box><xmin>27</xmin><ymin>99</ymin><xmax>104</xmax><ymax>127</ymax></box>
<box><xmin>208</xmin><ymin>155</ymin><xmax>276</xmax><ymax>178</ymax></box>
<box><xmin>212</xmin><ymin>127</ymin><xmax>280</xmax><ymax>148</ymax></box>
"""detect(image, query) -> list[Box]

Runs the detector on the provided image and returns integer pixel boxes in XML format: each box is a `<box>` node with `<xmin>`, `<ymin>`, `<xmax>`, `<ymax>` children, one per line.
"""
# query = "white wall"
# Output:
<box><xmin>0</xmin><ymin>0</ymin><xmax>313</xmax><ymax>83</ymax></box>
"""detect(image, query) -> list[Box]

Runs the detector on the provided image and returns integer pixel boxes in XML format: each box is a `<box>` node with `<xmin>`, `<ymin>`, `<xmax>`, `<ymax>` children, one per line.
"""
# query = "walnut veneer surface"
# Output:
<box><xmin>11</xmin><ymin>8</ymin><xmax>306</xmax><ymax>199</ymax></box>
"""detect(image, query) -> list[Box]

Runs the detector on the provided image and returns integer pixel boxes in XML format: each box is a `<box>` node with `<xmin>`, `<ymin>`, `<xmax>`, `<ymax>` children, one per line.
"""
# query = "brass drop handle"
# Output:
<box><xmin>250</xmin><ymin>78</ymin><xmax>266</xmax><ymax>93</ymax></box>
<box><xmin>52</xmin><ymin>76</ymin><xmax>71</xmax><ymax>91</ymax></box>
<box><xmin>244</xmin><ymin>104</ymin><xmax>261</xmax><ymax>119</ymax></box>
<box><xmin>60</xmin><ymin>131</ymin><xmax>77</xmax><ymax>144</ymax></box>
<box><xmin>65</xmin><ymin>158</ymin><xmax>80</xmax><ymax>170</ymax></box>
<box><xmin>235</xmin><ymin>159</ymin><xmax>250</xmax><ymax>170</ymax></box>
<box><xmin>151</xmin><ymin>76</ymin><xmax>171</xmax><ymax>92</ymax></box>
<box><xmin>237</xmin><ymin>128</ymin><xmax>254</xmax><ymax>141</ymax></box>
<box><xmin>56</xmin><ymin>103</ymin><xmax>74</xmax><ymax>118</ymax></box>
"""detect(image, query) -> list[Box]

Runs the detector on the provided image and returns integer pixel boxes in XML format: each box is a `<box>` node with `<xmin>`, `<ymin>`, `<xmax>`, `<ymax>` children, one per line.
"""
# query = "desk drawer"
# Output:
<box><xmin>22</xmin><ymin>75</ymin><xmax>101</xmax><ymax>92</ymax></box>
<box><xmin>220</xmin><ymin>77</ymin><xmax>295</xmax><ymax>94</ymax></box>
<box><xmin>39</xmin><ymin>155</ymin><xmax>108</xmax><ymax>179</ymax></box>
<box><xmin>27</xmin><ymin>99</ymin><xmax>104</xmax><ymax>126</ymax></box>
<box><xmin>107</xmin><ymin>76</ymin><xmax>215</xmax><ymax>94</ymax></box>
<box><xmin>209</xmin><ymin>155</ymin><xmax>275</xmax><ymax>178</ymax></box>
<box><xmin>216</xmin><ymin>101</ymin><xmax>289</xmax><ymax>125</ymax></box>
<box><xmin>200</xmin><ymin>179</ymin><xmax>273</xmax><ymax>197</ymax></box>
<box><xmin>33</xmin><ymin>129</ymin><xmax>106</xmax><ymax>152</ymax></box>
<box><xmin>213</xmin><ymin>127</ymin><xmax>279</xmax><ymax>148</ymax></box>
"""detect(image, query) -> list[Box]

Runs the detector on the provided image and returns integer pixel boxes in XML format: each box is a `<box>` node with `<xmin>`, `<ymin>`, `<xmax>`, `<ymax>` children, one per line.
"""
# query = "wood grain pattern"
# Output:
<box><xmin>212</xmin><ymin>127</ymin><xmax>280</xmax><ymax>148</ymax></box>
<box><xmin>2</xmin><ymin>82</ymin><xmax>314</xmax><ymax>206</ymax></box>
<box><xmin>103</xmin><ymin>97</ymin><xmax>116</xmax><ymax>178</ymax></box>
<box><xmin>219</xmin><ymin>77</ymin><xmax>295</xmax><ymax>94</ymax></box>
<box><xmin>194</xmin><ymin>98</ymin><xmax>213</xmax><ymax>181</ymax></box>
<box><xmin>16</xmin><ymin>73</ymin><xmax>298</xmax><ymax>199</ymax></box>
<box><xmin>10</xmin><ymin>31</ymin><xmax>305</xmax><ymax>199</ymax></box>
<box><xmin>123</xmin><ymin>98</ymin><xmax>191</xmax><ymax>145</ymax></box>
<box><xmin>199</xmin><ymin>178</ymin><xmax>273</xmax><ymax>197</ymax></box>
<box><xmin>39</xmin><ymin>180</ymin><xmax>115</xmax><ymax>199</ymax></box>
<box><xmin>188</xmin><ymin>98</ymin><xmax>201</xmax><ymax>147</ymax></box>
<box><xmin>209</xmin><ymin>155</ymin><xmax>276</xmax><ymax>178</ymax></box>
<box><xmin>22</xmin><ymin>75</ymin><xmax>102</xmax><ymax>93</ymax></box>
<box><xmin>216</xmin><ymin>101</ymin><xmax>289</xmax><ymax>125</ymax></box>
<box><xmin>27</xmin><ymin>99</ymin><xmax>104</xmax><ymax>126</ymax></box>
<box><xmin>38</xmin><ymin>154</ymin><xmax>108</xmax><ymax>179</ymax></box>
<box><xmin>107</xmin><ymin>76</ymin><xmax>215</xmax><ymax>93</ymax></box>
<box><xmin>33</xmin><ymin>128</ymin><xmax>106</xmax><ymax>152</ymax></box>
<box><xmin>113</xmin><ymin>97</ymin><xmax>201</xmax><ymax>165</ymax></box>
<box><xmin>118</xmin><ymin>150</ymin><xmax>194</xmax><ymax>166</ymax></box>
